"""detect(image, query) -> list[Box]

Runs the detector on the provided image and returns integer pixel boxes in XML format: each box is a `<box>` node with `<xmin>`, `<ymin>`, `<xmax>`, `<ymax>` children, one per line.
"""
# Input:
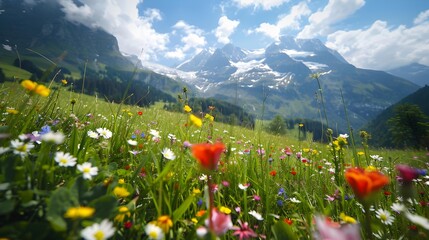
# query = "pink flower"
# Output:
<box><xmin>313</xmin><ymin>215</ymin><xmax>361</xmax><ymax>240</ymax></box>
<box><xmin>396</xmin><ymin>164</ymin><xmax>420</xmax><ymax>183</ymax></box>
<box><xmin>205</xmin><ymin>208</ymin><xmax>233</xmax><ymax>236</ymax></box>
<box><xmin>232</xmin><ymin>220</ymin><xmax>258</xmax><ymax>240</ymax></box>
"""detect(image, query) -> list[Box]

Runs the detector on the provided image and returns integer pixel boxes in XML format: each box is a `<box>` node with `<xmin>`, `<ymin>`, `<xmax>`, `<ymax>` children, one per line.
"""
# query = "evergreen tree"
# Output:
<box><xmin>388</xmin><ymin>103</ymin><xmax>429</xmax><ymax>149</ymax></box>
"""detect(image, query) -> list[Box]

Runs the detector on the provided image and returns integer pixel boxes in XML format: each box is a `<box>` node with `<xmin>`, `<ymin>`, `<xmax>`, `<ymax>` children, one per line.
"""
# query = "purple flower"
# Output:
<box><xmin>396</xmin><ymin>164</ymin><xmax>421</xmax><ymax>183</ymax></box>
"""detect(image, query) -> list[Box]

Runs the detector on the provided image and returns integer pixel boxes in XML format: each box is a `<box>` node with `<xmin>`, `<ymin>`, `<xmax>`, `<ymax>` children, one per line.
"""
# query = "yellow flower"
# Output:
<box><xmin>64</xmin><ymin>206</ymin><xmax>95</xmax><ymax>219</ymax></box>
<box><xmin>357</xmin><ymin>151</ymin><xmax>365</xmax><ymax>156</ymax></box>
<box><xmin>303</xmin><ymin>148</ymin><xmax>310</xmax><ymax>153</ymax></box>
<box><xmin>114</xmin><ymin>206</ymin><xmax>131</xmax><ymax>222</ymax></box>
<box><xmin>337</xmin><ymin>136</ymin><xmax>348</xmax><ymax>147</ymax></box>
<box><xmin>113</xmin><ymin>186</ymin><xmax>130</xmax><ymax>198</ymax></box>
<box><xmin>118</xmin><ymin>179</ymin><xmax>125</xmax><ymax>184</ymax></box>
<box><xmin>6</xmin><ymin>108</ymin><xmax>19</xmax><ymax>115</ymax></box>
<box><xmin>191</xmin><ymin>218</ymin><xmax>198</xmax><ymax>224</ymax></box>
<box><xmin>204</xmin><ymin>113</ymin><xmax>214</xmax><ymax>122</ymax></box>
<box><xmin>156</xmin><ymin>215</ymin><xmax>173</xmax><ymax>233</ymax></box>
<box><xmin>340</xmin><ymin>212</ymin><xmax>357</xmax><ymax>224</ymax></box>
<box><xmin>61</xmin><ymin>79</ymin><xmax>68</xmax><ymax>85</ymax></box>
<box><xmin>365</xmin><ymin>165</ymin><xmax>377</xmax><ymax>172</ymax></box>
<box><xmin>299</xmin><ymin>123</ymin><xmax>304</xmax><ymax>127</ymax></box>
<box><xmin>20</xmin><ymin>80</ymin><xmax>50</xmax><ymax>97</ymax></box>
<box><xmin>192</xmin><ymin>188</ymin><xmax>201</xmax><ymax>196</ymax></box>
<box><xmin>21</xmin><ymin>80</ymin><xmax>37</xmax><ymax>91</ymax></box>
<box><xmin>219</xmin><ymin>206</ymin><xmax>231</xmax><ymax>214</ymax></box>
<box><xmin>189</xmin><ymin>114</ymin><xmax>202</xmax><ymax>127</ymax></box>
<box><xmin>183</xmin><ymin>105</ymin><xmax>192</xmax><ymax>113</ymax></box>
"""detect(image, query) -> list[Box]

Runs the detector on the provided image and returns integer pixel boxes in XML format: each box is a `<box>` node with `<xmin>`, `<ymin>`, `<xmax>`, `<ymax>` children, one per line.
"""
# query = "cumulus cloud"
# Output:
<box><xmin>297</xmin><ymin>0</ymin><xmax>365</xmax><ymax>38</ymax></box>
<box><xmin>233</xmin><ymin>0</ymin><xmax>290</xmax><ymax>10</ymax></box>
<box><xmin>326</xmin><ymin>20</ymin><xmax>429</xmax><ymax>70</ymax></box>
<box><xmin>58</xmin><ymin>0</ymin><xmax>168</xmax><ymax>61</ymax></box>
<box><xmin>215</xmin><ymin>16</ymin><xmax>240</xmax><ymax>44</ymax></box>
<box><xmin>165</xmin><ymin>20</ymin><xmax>207</xmax><ymax>60</ymax></box>
<box><xmin>255</xmin><ymin>1</ymin><xmax>310</xmax><ymax>41</ymax></box>
<box><xmin>414</xmin><ymin>9</ymin><xmax>429</xmax><ymax>25</ymax></box>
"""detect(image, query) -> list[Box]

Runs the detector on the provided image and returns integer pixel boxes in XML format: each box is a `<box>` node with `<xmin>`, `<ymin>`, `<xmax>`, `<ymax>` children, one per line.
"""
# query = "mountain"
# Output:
<box><xmin>364</xmin><ymin>85</ymin><xmax>429</xmax><ymax>147</ymax></box>
<box><xmin>388</xmin><ymin>63</ymin><xmax>429</xmax><ymax>86</ymax></box>
<box><xmin>159</xmin><ymin>36</ymin><xmax>419</xmax><ymax>131</ymax></box>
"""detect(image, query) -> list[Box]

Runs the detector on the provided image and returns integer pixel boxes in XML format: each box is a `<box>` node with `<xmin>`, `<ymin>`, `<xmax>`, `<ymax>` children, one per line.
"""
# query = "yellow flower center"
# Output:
<box><xmin>94</xmin><ymin>230</ymin><xmax>104</xmax><ymax>240</ymax></box>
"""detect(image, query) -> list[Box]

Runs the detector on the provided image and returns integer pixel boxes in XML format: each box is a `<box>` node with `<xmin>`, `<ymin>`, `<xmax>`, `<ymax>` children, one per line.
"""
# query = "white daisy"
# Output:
<box><xmin>370</xmin><ymin>155</ymin><xmax>383</xmax><ymax>162</ymax></box>
<box><xmin>127</xmin><ymin>139</ymin><xmax>137</xmax><ymax>146</ymax></box>
<box><xmin>41</xmin><ymin>131</ymin><xmax>65</xmax><ymax>144</ymax></box>
<box><xmin>161</xmin><ymin>148</ymin><xmax>176</xmax><ymax>160</ymax></box>
<box><xmin>77</xmin><ymin>162</ymin><xmax>99</xmax><ymax>180</ymax></box>
<box><xmin>145</xmin><ymin>223</ymin><xmax>164</xmax><ymax>240</ymax></box>
<box><xmin>339</xmin><ymin>133</ymin><xmax>349</xmax><ymax>138</ymax></box>
<box><xmin>81</xmin><ymin>219</ymin><xmax>115</xmax><ymax>240</ymax></box>
<box><xmin>238</xmin><ymin>183</ymin><xmax>250</xmax><ymax>190</ymax></box>
<box><xmin>96</xmin><ymin>128</ymin><xmax>112</xmax><ymax>139</ymax></box>
<box><xmin>10</xmin><ymin>139</ymin><xmax>34</xmax><ymax>158</ymax></box>
<box><xmin>149</xmin><ymin>129</ymin><xmax>161</xmax><ymax>139</ymax></box>
<box><xmin>391</xmin><ymin>202</ymin><xmax>405</xmax><ymax>213</ymax></box>
<box><xmin>375</xmin><ymin>209</ymin><xmax>394</xmax><ymax>225</ymax></box>
<box><xmin>404</xmin><ymin>212</ymin><xmax>429</xmax><ymax>230</ymax></box>
<box><xmin>248</xmin><ymin>210</ymin><xmax>263</xmax><ymax>220</ymax></box>
<box><xmin>289</xmin><ymin>197</ymin><xmax>301</xmax><ymax>203</ymax></box>
<box><xmin>54</xmin><ymin>152</ymin><xmax>77</xmax><ymax>167</ymax></box>
<box><xmin>87</xmin><ymin>130</ymin><xmax>99</xmax><ymax>139</ymax></box>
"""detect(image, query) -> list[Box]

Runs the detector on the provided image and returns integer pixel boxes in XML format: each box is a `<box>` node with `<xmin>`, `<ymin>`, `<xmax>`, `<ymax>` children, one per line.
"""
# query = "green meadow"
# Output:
<box><xmin>0</xmin><ymin>79</ymin><xmax>428</xmax><ymax>240</ymax></box>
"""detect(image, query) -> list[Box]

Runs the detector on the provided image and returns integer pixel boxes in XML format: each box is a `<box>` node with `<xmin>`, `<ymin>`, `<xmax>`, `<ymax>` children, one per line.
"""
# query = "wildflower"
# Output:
<box><xmin>6</xmin><ymin>108</ymin><xmax>18</xmax><ymax>114</ymax></box>
<box><xmin>87</xmin><ymin>130</ymin><xmax>99</xmax><ymax>139</ymax></box>
<box><xmin>138</xmin><ymin>111</ymin><xmax>143</xmax><ymax>115</ymax></box>
<box><xmin>253</xmin><ymin>195</ymin><xmax>261</xmax><ymax>201</ymax></box>
<box><xmin>183</xmin><ymin>105</ymin><xmax>192</xmax><ymax>112</ymax></box>
<box><xmin>391</xmin><ymin>202</ymin><xmax>405</xmax><ymax>213</ymax></box>
<box><xmin>21</xmin><ymin>79</ymin><xmax>37</xmax><ymax>91</ymax></box>
<box><xmin>289</xmin><ymin>198</ymin><xmax>301</xmax><ymax>203</ymax></box>
<box><xmin>219</xmin><ymin>206</ymin><xmax>232</xmax><ymax>214</ymax></box>
<box><xmin>145</xmin><ymin>223</ymin><xmax>164</xmax><ymax>240</ymax></box>
<box><xmin>248</xmin><ymin>210</ymin><xmax>263</xmax><ymax>221</ymax></box>
<box><xmin>345</xmin><ymin>167</ymin><xmax>389</xmax><ymax>199</ymax></box>
<box><xmin>77</xmin><ymin>162</ymin><xmax>99</xmax><ymax>180</ymax></box>
<box><xmin>161</xmin><ymin>148</ymin><xmax>176</xmax><ymax>160</ymax></box>
<box><xmin>190</xmin><ymin>114</ymin><xmax>202</xmax><ymax>127</ymax></box>
<box><xmin>118</xmin><ymin>179</ymin><xmax>125</xmax><ymax>184</ymax></box>
<box><xmin>0</xmin><ymin>147</ymin><xmax>10</xmax><ymax>155</ymax></box>
<box><xmin>396</xmin><ymin>164</ymin><xmax>421</xmax><ymax>183</ymax></box>
<box><xmin>340</xmin><ymin>213</ymin><xmax>357</xmax><ymax>224</ymax></box>
<box><xmin>81</xmin><ymin>219</ymin><xmax>115</xmax><ymax>240</ymax></box>
<box><xmin>370</xmin><ymin>155</ymin><xmax>383</xmax><ymax>162</ymax></box>
<box><xmin>41</xmin><ymin>131</ymin><xmax>65</xmax><ymax>144</ymax></box>
<box><xmin>113</xmin><ymin>186</ymin><xmax>130</xmax><ymax>198</ymax></box>
<box><xmin>375</xmin><ymin>209</ymin><xmax>394</xmax><ymax>225</ymax></box>
<box><xmin>269</xmin><ymin>170</ymin><xmax>277</xmax><ymax>176</ymax></box>
<box><xmin>149</xmin><ymin>129</ymin><xmax>161</xmax><ymax>141</ymax></box>
<box><xmin>21</xmin><ymin>79</ymin><xmax>51</xmax><ymax>97</ymax></box>
<box><xmin>10</xmin><ymin>139</ymin><xmax>34</xmax><ymax>158</ymax></box>
<box><xmin>127</xmin><ymin>139</ymin><xmax>137</xmax><ymax>146</ymax></box>
<box><xmin>183</xmin><ymin>140</ymin><xmax>192</xmax><ymax>148</ymax></box>
<box><xmin>232</xmin><ymin>220</ymin><xmax>258</xmax><ymax>240</ymax></box>
<box><xmin>156</xmin><ymin>215</ymin><xmax>173</xmax><ymax>233</ymax></box>
<box><xmin>96</xmin><ymin>128</ymin><xmax>112</xmax><ymax>139</ymax></box>
<box><xmin>238</xmin><ymin>183</ymin><xmax>250</xmax><ymax>190</ymax></box>
<box><xmin>313</xmin><ymin>215</ymin><xmax>361</xmax><ymax>240</ymax></box>
<box><xmin>205</xmin><ymin>113</ymin><xmax>214</xmax><ymax>122</ymax></box>
<box><xmin>114</xmin><ymin>206</ymin><xmax>131</xmax><ymax>222</ymax></box>
<box><xmin>357</xmin><ymin>151</ymin><xmax>365</xmax><ymax>156</ymax></box>
<box><xmin>404</xmin><ymin>212</ymin><xmax>429</xmax><ymax>230</ymax></box>
<box><xmin>192</xmin><ymin>188</ymin><xmax>202</xmax><ymax>195</ymax></box>
<box><xmin>284</xmin><ymin>218</ymin><xmax>293</xmax><ymax>225</ymax></box>
<box><xmin>61</xmin><ymin>79</ymin><xmax>68</xmax><ymax>85</ymax></box>
<box><xmin>54</xmin><ymin>152</ymin><xmax>77</xmax><ymax>167</ymax></box>
<box><xmin>191</xmin><ymin>142</ymin><xmax>225</xmax><ymax>171</ymax></box>
<box><xmin>206</xmin><ymin>208</ymin><xmax>233</xmax><ymax>236</ymax></box>
<box><xmin>64</xmin><ymin>206</ymin><xmax>95</xmax><ymax>219</ymax></box>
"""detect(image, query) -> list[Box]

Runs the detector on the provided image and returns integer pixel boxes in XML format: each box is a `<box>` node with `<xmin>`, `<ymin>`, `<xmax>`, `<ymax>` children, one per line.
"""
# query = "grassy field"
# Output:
<box><xmin>0</xmin><ymin>80</ymin><xmax>428</xmax><ymax>240</ymax></box>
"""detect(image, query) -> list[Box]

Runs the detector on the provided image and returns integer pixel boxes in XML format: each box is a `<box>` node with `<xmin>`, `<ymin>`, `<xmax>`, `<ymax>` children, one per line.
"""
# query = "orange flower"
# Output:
<box><xmin>345</xmin><ymin>167</ymin><xmax>389</xmax><ymax>199</ymax></box>
<box><xmin>191</xmin><ymin>142</ymin><xmax>225</xmax><ymax>171</ymax></box>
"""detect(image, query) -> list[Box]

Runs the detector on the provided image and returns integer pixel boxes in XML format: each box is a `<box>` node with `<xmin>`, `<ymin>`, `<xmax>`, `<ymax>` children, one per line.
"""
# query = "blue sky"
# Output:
<box><xmin>57</xmin><ymin>0</ymin><xmax>429</xmax><ymax>70</ymax></box>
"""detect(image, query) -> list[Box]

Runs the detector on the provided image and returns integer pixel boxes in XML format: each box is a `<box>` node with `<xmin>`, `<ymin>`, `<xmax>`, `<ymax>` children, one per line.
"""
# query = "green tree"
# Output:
<box><xmin>388</xmin><ymin>103</ymin><xmax>429</xmax><ymax>149</ymax></box>
<box><xmin>267</xmin><ymin>115</ymin><xmax>287</xmax><ymax>135</ymax></box>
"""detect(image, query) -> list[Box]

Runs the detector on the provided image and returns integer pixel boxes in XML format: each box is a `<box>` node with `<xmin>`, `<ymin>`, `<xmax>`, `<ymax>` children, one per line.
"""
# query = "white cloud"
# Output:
<box><xmin>58</xmin><ymin>0</ymin><xmax>169</xmax><ymax>61</ymax></box>
<box><xmin>215</xmin><ymin>16</ymin><xmax>240</xmax><ymax>44</ymax></box>
<box><xmin>169</xmin><ymin>20</ymin><xmax>206</xmax><ymax>60</ymax></box>
<box><xmin>233</xmin><ymin>0</ymin><xmax>290</xmax><ymax>10</ymax></box>
<box><xmin>255</xmin><ymin>1</ymin><xmax>310</xmax><ymax>41</ymax></box>
<box><xmin>414</xmin><ymin>9</ymin><xmax>429</xmax><ymax>25</ymax></box>
<box><xmin>326</xmin><ymin>20</ymin><xmax>429</xmax><ymax>70</ymax></box>
<box><xmin>297</xmin><ymin>0</ymin><xmax>365</xmax><ymax>38</ymax></box>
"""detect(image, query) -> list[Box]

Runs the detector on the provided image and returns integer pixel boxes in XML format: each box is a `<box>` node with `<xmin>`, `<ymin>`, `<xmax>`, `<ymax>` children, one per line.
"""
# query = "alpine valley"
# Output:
<box><xmin>0</xmin><ymin>0</ymin><xmax>424</xmax><ymax>132</ymax></box>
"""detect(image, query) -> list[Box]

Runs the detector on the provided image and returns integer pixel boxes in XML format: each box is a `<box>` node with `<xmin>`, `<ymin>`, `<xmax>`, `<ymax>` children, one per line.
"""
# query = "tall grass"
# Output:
<box><xmin>0</xmin><ymin>79</ymin><xmax>428</xmax><ymax>240</ymax></box>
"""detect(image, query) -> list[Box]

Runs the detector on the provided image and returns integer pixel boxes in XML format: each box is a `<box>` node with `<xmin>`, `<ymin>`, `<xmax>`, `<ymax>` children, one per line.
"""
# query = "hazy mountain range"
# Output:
<box><xmin>1</xmin><ymin>0</ymin><xmax>427</xmax><ymax>132</ymax></box>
